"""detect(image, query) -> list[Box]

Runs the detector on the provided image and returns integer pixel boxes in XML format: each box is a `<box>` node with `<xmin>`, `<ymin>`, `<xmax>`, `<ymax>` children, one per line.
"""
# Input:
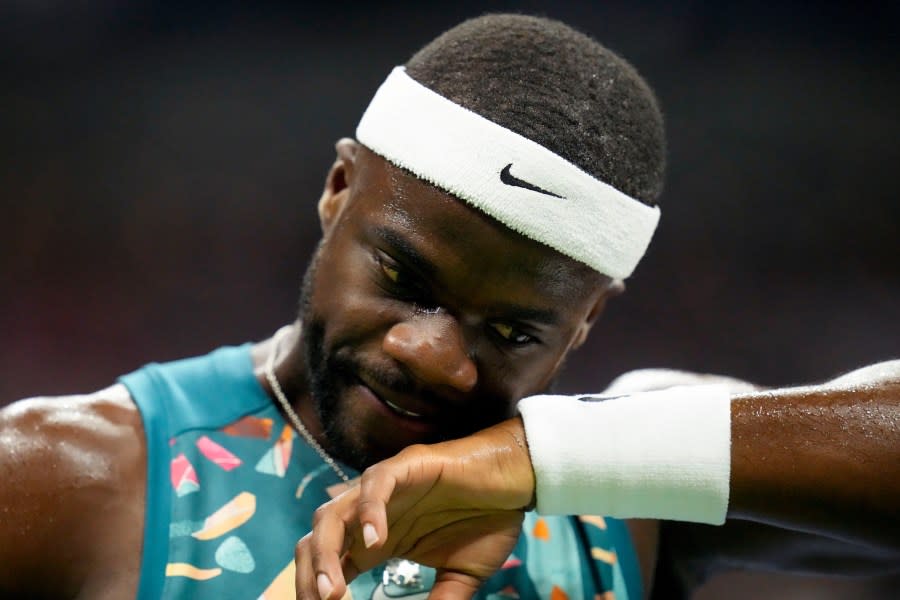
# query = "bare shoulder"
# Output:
<box><xmin>0</xmin><ymin>385</ymin><xmax>146</xmax><ymax>598</ymax></box>
<box><xmin>2</xmin><ymin>383</ymin><xmax>142</xmax><ymax>440</ymax></box>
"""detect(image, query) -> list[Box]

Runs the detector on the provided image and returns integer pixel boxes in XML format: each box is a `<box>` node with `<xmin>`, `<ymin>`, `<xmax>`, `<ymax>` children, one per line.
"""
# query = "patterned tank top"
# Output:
<box><xmin>120</xmin><ymin>344</ymin><xmax>641</xmax><ymax>599</ymax></box>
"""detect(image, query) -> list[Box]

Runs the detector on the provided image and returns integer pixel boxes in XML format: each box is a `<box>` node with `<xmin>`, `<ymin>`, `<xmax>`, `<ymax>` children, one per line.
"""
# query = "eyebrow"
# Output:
<box><xmin>371</xmin><ymin>225</ymin><xmax>562</xmax><ymax>327</ymax></box>
<box><xmin>487</xmin><ymin>303</ymin><xmax>561</xmax><ymax>326</ymax></box>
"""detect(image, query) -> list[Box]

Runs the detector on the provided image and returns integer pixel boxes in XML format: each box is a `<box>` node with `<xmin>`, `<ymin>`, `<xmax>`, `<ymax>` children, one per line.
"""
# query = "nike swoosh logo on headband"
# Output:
<box><xmin>499</xmin><ymin>163</ymin><xmax>565</xmax><ymax>199</ymax></box>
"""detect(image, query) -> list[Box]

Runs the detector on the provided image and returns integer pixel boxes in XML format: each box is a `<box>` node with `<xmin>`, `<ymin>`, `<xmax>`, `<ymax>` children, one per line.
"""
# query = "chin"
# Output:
<box><xmin>317</xmin><ymin>403</ymin><xmax>425</xmax><ymax>470</ymax></box>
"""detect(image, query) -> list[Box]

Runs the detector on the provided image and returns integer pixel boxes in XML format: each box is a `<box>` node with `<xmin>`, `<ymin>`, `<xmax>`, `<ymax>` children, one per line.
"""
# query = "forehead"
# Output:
<box><xmin>346</xmin><ymin>147</ymin><xmax>601</xmax><ymax>305</ymax></box>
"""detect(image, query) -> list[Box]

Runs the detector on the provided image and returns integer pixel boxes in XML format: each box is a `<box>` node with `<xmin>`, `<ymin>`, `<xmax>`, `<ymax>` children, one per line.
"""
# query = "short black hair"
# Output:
<box><xmin>405</xmin><ymin>13</ymin><xmax>666</xmax><ymax>206</ymax></box>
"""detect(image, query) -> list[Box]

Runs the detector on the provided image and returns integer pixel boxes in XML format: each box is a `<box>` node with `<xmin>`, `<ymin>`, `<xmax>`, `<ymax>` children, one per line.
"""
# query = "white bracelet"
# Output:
<box><xmin>518</xmin><ymin>385</ymin><xmax>731</xmax><ymax>524</ymax></box>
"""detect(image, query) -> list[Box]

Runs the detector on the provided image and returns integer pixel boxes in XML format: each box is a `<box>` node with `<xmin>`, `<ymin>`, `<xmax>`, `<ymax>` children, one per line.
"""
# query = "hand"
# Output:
<box><xmin>295</xmin><ymin>417</ymin><xmax>535</xmax><ymax>600</ymax></box>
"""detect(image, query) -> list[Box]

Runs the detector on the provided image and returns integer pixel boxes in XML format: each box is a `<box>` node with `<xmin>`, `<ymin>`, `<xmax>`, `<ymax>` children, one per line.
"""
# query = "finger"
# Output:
<box><xmin>296</xmin><ymin>533</ymin><xmax>343</xmax><ymax>600</ymax></box>
<box><xmin>304</xmin><ymin>498</ymin><xmax>359</xmax><ymax>598</ymax></box>
<box><xmin>355</xmin><ymin>459</ymin><xmax>402</xmax><ymax>549</ymax></box>
<box><xmin>427</xmin><ymin>570</ymin><xmax>481</xmax><ymax>600</ymax></box>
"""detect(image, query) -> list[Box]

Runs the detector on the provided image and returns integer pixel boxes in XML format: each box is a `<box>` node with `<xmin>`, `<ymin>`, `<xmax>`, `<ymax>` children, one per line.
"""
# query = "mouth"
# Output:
<box><xmin>357</xmin><ymin>374</ymin><xmax>434</xmax><ymax>423</ymax></box>
<box><xmin>382</xmin><ymin>398</ymin><xmax>425</xmax><ymax>419</ymax></box>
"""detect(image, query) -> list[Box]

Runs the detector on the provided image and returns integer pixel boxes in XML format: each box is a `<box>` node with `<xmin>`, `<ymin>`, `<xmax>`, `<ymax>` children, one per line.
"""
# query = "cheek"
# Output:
<box><xmin>537</xmin><ymin>347</ymin><xmax>571</xmax><ymax>387</ymax></box>
<box><xmin>309</xmin><ymin>244</ymin><xmax>401</xmax><ymax>344</ymax></box>
<box><xmin>493</xmin><ymin>345</ymin><xmax>571</xmax><ymax>400</ymax></box>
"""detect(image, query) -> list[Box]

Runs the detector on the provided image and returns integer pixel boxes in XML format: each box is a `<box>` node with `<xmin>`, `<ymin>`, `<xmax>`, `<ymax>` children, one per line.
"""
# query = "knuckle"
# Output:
<box><xmin>361</xmin><ymin>463</ymin><xmax>382</xmax><ymax>480</ymax></box>
<box><xmin>312</xmin><ymin>504</ymin><xmax>330</xmax><ymax>526</ymax></box>
<box><xmin>295</xmin><ymin>532</ymin><xmax>313</xmax><ymax>557</ymax></box>
<box><xmin>402</xmin><ymin>443</ymin><xmax>430</xmax><ymax>458</ymax></box>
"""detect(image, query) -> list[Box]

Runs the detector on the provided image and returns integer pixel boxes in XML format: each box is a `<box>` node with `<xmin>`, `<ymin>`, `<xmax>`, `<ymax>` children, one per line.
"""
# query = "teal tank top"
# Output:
<box><xmin>120</xmin><ymin>344</ymin><xmax>642</xmax><ymax>599</ymax></box>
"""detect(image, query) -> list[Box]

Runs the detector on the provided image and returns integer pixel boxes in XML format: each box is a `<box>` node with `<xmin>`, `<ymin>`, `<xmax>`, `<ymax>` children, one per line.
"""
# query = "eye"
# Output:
<box><xmin>374</xmin><ymin>251</ymin><xmax>430</xmax><ymax>303</ymax></box>
<box><xmin>380</xmin><ymin>260</ymin><xmax>401</xmax><ymax>283</ymax></box>
<box><xmin>489</xmin><ymin>322</ymin><xmax>536</xmax><ymax>346</ymax></box>
<box><xmin>375</xmin><ymin>252</ymin><xmax>407</xmax><ymax>286</ymax></box>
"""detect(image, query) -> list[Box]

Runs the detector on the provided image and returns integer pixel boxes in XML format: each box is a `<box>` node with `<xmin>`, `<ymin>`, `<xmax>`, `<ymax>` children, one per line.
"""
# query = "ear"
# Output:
<box><xmin>572</xmin><ymin>278</ymin><xmax>625</xmax><ymax>349</ymax></box>
<box><xmin>318</xmin><ymin>138</ymin><xmax>359</xmax><ymax>233</ymax></box>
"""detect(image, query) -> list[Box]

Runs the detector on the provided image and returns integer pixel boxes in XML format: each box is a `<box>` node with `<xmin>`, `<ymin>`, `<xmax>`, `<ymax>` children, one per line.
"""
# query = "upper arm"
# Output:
<box><xmin>0</xmin><ymin>386</ymin><xmax>146</xmax><ymax>598</ymax></box>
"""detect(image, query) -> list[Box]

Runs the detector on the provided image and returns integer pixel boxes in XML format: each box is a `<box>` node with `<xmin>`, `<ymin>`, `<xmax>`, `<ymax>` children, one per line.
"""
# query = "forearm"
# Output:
<box><xmin>295</xmin><ymin>363</ymin><xmax>900</xmax><ymax>600</ymax></box>
<box><xmin>729</xmin><ymin>379</ymin><xmax>900</xmax><ymax>550</ymax></box>
<box><xmin>520</xmin><ymin>362</ymin><xmax>900</xmax><ymax>549</ymax></box>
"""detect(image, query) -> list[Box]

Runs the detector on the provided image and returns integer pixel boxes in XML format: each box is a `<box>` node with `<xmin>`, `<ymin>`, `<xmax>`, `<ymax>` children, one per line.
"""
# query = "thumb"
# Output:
<box><xmin>427</xmin><ymin>570</ymin><xmax>481</xmax><ymax>600</ymax></box>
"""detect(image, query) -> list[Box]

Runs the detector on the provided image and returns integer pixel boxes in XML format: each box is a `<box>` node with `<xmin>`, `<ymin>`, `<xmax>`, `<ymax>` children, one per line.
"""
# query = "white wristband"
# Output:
<box><xmin>518</xmin><ymin>385</ymin><xmax>731</xmax><ymax>524</ymax></box>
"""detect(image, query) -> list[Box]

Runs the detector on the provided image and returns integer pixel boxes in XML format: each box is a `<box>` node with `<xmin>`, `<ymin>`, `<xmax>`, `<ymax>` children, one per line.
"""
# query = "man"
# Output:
<box><xmin>1</xmin><ymin>13</ymin><xmax>665</xmax><ymax>599</ymax></box>
<box><xmin>2</xmin><ymin>13</ymin><xmax>897</xmax><ymax>600</ymax></box>
<box><xmin>287</xmin><ymin>13</ymin><xmax>900</xmax><ymax>600</ymax></box>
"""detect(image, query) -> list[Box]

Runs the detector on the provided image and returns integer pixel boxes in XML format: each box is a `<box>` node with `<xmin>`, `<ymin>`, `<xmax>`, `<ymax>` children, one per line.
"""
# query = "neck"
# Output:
<box><xmin>254</xmin><ymin>323</ymin><xmax>323</xmax><ymax>439</ymax></box>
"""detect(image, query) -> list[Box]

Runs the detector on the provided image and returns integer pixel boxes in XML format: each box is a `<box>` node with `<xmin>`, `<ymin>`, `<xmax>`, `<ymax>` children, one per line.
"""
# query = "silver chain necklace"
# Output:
<box><xmin>265</xmin><ymin>326</ymin><xmax>424</xmax><ymax>587</ymax></box>
<box><xmin>264</xmin><ymin>326</ymin><xmax>351</xmax><ymax>483</ymax></box>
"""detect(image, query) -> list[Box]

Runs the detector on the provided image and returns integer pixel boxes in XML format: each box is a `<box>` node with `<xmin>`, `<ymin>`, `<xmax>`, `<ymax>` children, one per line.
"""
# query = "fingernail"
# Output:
<box><xmin>317</xmin><ymin>573</ymin><xmax>333</xmax><ymax>600</ymax></box>
<box><xmin>363</xmin><ymin>523</ymin><xmax>379</xmax><ymax>548</ymax></box>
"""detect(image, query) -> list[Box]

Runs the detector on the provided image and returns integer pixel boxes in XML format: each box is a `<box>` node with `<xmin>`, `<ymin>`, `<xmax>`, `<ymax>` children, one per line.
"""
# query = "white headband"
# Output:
<box><xmin>356</xmin><ymin>67</ymin><xmax>660</xmax><ymax>279</ymax></box>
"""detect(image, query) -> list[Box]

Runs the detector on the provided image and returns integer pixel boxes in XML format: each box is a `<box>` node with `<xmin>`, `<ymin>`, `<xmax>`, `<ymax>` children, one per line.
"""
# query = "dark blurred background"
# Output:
<box><xmin>2</xmin><ymin>1</ymin><xmax>897</xmax><ymax>597</ymax></box>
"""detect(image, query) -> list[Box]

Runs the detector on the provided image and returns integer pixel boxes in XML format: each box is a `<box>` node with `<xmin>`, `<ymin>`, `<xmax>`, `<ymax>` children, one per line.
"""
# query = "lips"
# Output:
<box><xmin>357</xmin><ymin>374</ymin><xmax>435</xmax><ymax>423</ymax></box>
<box><xmin>382</xmin><ymin>398</ymin><xmax>425</xmax><ymax>419</ymax></box>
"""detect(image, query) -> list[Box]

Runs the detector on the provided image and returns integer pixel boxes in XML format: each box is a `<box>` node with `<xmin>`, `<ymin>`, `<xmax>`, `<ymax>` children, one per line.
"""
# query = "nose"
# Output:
<box><xmin>382</xmin><ymin>311</ymin><xmax>478</xmax><ymax>393</ymax></box>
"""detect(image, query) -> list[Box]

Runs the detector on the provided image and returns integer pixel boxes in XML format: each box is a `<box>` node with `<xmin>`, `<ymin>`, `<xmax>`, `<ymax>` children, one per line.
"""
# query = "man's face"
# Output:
<box><xmin>298</xmin><ymin>145</ymin><xmax>616</xmax><ymax>469</ymax></box>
